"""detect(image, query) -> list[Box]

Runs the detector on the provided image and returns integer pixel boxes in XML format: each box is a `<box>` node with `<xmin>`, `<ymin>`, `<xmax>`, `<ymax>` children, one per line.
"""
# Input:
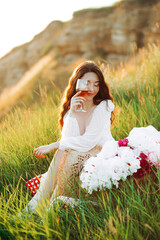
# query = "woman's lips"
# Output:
<box><xmin>87</xmin><ymin>93</ymin><xmax>94</xmax><ymax>96</ymax></box>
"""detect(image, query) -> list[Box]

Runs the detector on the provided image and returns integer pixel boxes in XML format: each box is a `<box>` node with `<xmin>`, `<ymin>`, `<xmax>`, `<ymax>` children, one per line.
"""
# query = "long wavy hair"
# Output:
<box><xmin>58</xmin><ymin>61</ymin><xmax>114</xmax><ymax>131</ymax></box>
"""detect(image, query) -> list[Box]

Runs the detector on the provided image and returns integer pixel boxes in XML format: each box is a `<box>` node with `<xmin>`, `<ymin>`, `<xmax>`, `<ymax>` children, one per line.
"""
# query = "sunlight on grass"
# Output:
<box><xmin>0</xmin><ymin>44</ymin><xmax>160</xmax><ymax>239</ymax></box>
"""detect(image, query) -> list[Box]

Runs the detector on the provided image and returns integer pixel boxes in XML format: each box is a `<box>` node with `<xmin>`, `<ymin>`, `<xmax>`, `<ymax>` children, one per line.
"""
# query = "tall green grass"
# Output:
<box><xmin>0</xmin><ymin>44</ymin><xmax>160</xmax><ymax>239</ymax></box>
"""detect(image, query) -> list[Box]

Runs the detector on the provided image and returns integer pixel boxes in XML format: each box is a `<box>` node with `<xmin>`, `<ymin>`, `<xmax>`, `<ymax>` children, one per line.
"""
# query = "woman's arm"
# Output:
<box><xmin>61</xmin><ymin>110</ymin><xmax>79</xmax><ymax>139</ymax></box>
<box><xmin>33</xmin><ymin>142</ymin><xmax>59</xmax><ymax>158</ymax></box>
<box><xmin>33</xmin><ymin>92</ymin><xmax>85</xmax><ymax>158</ymax></box>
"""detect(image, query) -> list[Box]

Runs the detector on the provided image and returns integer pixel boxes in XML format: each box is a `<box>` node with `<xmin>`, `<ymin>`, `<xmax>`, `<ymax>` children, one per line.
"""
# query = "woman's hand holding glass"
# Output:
<box><xmin>70</xmin><ymin>91</ymin><xmax>86</xmax><ymax>113</ymax></box>
<box><xmin>75</xmin><ymin>79</ymin><xmax>89</xmax><ymax>112</ymax></box>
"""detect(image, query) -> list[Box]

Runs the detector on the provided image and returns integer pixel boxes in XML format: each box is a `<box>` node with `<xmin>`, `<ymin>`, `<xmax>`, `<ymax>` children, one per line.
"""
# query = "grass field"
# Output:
<box><xmin>0</xmin><ymin>44</ymin><xmax>160</xmax><ymax>239</ymax></box>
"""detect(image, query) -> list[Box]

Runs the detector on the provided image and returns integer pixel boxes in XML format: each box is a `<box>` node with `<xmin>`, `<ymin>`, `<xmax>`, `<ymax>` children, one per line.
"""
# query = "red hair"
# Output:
<box><xmin>58</xmin><ymin>61</ymin><xmax>114</xmax><ymax>131</ymax></box>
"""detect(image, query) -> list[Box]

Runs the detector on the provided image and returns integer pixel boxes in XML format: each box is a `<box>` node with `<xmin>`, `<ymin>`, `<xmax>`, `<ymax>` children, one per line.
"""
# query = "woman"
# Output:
<box><xmin>26</xmin><ymin>60</ymin><xmax>115</xmax><ymax>213</ymax></box>
<box><xmin>24</xmin><ymin>60</ymin><xmax>160</xmax><ymax>213</ymax></box>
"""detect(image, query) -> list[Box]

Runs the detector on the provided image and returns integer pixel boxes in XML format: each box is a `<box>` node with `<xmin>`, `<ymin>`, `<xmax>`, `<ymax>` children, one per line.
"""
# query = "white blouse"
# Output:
<box><xmin>59</xmin><ymin>100</ymin><xmax>115</xmax><ymax>152</ymax></box>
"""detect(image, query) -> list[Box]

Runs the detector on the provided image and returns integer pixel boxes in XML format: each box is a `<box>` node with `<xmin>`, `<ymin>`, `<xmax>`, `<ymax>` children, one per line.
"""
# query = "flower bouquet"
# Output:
<box><xmin>80</xmin><ymin>127</ymin><xmax>160</xmax><ymax>195</ymax></box>
<box><xmin>117</xmin><ymin>138</ymin><xmax>159</xmax><ymax>193</ymax></box>
<box><xmin>118</xmin><ymin>139</ymin><xmax>153</xmax><ymax>180</ymax></box>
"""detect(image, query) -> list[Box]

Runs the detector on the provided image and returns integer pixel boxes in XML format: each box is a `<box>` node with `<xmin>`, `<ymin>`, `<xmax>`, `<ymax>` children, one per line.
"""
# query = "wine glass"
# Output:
<box><xmin>76</xmin><ymin>79</ymin><xmax>89</xmax><ymax>112</ymax></box>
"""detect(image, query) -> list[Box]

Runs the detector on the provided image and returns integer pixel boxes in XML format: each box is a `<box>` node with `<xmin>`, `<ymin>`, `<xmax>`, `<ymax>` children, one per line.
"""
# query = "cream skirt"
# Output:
<box><xmin>54</xmin><ymin>145</ymin><xmax>102</xmax><ymax>198</ymax></box>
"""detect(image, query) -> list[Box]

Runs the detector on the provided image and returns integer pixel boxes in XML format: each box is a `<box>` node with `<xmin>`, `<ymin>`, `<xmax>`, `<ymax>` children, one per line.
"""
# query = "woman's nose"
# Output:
<box><xmin>88</xmin><ymin>83</ymin><xmax>94</xmax><ymax>91</ymax></box>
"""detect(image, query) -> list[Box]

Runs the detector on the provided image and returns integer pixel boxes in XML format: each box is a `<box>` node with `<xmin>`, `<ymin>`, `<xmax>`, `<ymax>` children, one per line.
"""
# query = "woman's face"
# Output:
<box><xmin>80</xmin><ymin>72</ymin><xmax>100</xmax><ymax>101</ymax></box>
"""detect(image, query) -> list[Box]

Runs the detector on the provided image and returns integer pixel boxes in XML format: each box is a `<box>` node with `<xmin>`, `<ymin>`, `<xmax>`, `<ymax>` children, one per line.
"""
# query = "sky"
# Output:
<box><xmin>0</xmin><ymin>0</ymin><xmax>118</xmax><ymax>59</ymax></box>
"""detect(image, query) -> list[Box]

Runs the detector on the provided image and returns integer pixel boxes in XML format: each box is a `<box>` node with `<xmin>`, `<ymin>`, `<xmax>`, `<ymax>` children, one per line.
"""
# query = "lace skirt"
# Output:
<box><xmin>56</xmin><ymin>145</ymin><xmax>102</xmax><ymax>198</ymax></box>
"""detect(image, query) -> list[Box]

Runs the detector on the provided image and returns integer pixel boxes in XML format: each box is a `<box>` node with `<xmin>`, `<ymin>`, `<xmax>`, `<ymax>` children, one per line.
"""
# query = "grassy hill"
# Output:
<box><xmin>0</xmin><ymin>44</ymin><xmax>159</xmax><ymax>239</ymax></box>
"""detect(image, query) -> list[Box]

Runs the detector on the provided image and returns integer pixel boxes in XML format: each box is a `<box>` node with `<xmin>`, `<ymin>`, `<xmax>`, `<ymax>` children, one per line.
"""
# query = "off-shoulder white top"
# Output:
<box><xmin>59</xmin><ymin>100</ymin><xmax>115</xmax><ymax>152</ymax></box>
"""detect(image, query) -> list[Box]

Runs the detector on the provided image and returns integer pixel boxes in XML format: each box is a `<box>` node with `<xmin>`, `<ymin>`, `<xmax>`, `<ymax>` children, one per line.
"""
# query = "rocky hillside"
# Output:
<box><xmin>0</xmin><ymin>0</ymin><xmax>160</xmax><ymax>96</ymax></box>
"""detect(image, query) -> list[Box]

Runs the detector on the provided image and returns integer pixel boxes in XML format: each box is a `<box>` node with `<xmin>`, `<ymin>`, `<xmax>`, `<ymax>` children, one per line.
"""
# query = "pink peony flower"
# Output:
<box><xmin>123</xmin><ymin>138</ymin><xmax>129</xmax><ymax>146</ymax></box>
<box><xmin>140</xmin><ymin>152</ymin><xmax>148</xmax><ymax>160</ymax></box>
<box><xmin>133</xmin><ymin>168</ymin><xmax>145</xmax><ymax>178</ymax></box>
<box><xmin>133</xmin><ymin>153</ymin><xmax>151</xmax><ymax>178</ymax></box>
<box><xmin>118</xmin><ymin>139</ymin><xmax>123</xmax><ymax>147</ymax></box>
<box><xmin>140</xmin><ymin>159</ymin><xmax>151</xmax><ymax>173</ymax></box>
<box><xmin>118</xmin><ymin>138</ymin><xmax>129</xmax><ymax>147</ymax></box>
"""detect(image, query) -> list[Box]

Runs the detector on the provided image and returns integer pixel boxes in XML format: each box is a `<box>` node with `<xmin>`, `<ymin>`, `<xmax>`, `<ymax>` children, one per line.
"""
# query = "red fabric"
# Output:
<box><xmin>25</xmin><ymin>175</ymin><xmax>42</xmax><ymax>195</ymax></box>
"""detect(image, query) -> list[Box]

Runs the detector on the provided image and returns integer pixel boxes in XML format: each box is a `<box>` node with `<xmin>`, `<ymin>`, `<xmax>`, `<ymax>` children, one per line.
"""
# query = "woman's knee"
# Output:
<box><xmin>49</xmin><ymin>149</ymin><xmax>65</xmax><ymax>169</ymax></box>
<box><xmin>54</xmin><ymin>149</ymin><xmax>65</xmax><ymax>158</ymax></box>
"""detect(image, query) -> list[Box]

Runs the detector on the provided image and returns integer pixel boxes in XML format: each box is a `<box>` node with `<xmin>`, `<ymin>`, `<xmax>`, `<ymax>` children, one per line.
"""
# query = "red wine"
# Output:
<box><xmin>77</xmin><ymin>90</ymin><xmax>88</xmax><ymax>97</ymax></box>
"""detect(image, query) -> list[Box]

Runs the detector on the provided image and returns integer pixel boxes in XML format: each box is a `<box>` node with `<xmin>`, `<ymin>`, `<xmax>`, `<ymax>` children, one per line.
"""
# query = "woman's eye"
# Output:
<box><xmin>94</xmin><ymin>84</ymin><xmax>99</xmax><ymax>87</ymax></box>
